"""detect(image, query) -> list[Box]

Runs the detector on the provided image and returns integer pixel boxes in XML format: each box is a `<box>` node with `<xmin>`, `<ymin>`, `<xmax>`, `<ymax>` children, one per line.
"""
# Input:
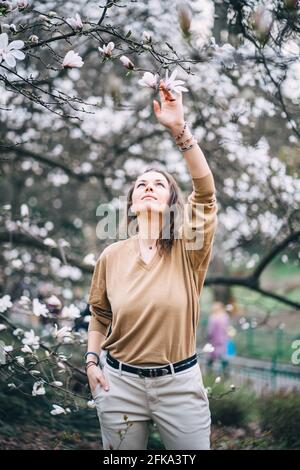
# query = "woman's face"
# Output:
<box><xmin>131</xmin><ymin>171</ymin><xmax>170</xmax><ymax>215</ymax></box>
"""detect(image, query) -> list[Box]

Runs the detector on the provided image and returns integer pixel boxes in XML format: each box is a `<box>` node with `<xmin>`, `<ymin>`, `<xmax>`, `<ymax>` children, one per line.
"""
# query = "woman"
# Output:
<box><xmin>85</xmin><ymin>79</ymin><xmax>218</xmax><ymax>450</ymax></box>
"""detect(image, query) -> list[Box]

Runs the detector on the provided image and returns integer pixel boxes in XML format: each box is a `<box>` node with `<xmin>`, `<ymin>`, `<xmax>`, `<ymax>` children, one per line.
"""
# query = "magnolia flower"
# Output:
<box><xmin>83</xmin><ymin>253</ymin><xmax>96</xmax><ymax>266</ymax></box>
<box><xmin>50</xmin><ymin>381</ymin><xmax>63</xmax><ymax>387</ymax></box>
<box><xmin>21</xmin><ymin>344</ymin><xmax>33</xmax><ymax>354</ymax></box>
<box><xmin>215</xmin><ymin>376</ymin><xmax>221</xmax><ymax>384</ymax></box>
<box><xmin>119</xmin><ymin>55</ymin><xmax>134</xmax><ymax>70</ymax></box>
<box><xmin>62</xmin><ymin>50</ymin><xmax>84</xmax><ymax>68</ymax></box>
<box><xmin>13</xmin><ymin>327</ymin><xmax>24</xmax><ymax>336</ymax></box>
<box><xmin>43</xmin><ymin>237</ymin><xmax>57</xmax><ymax>248</ymax></box>
<box><xmin>163</xmin><ymin>69</ymin><xmax>188</xmax><ymax>93</ymax></box>
<box><xmin>17</xmin><ymin>0</ymin><xmax>29</xmax><ymax>9</ymax></box>
<box><xmin>142</xmin><ymin>31</ymin><xmax>152</xmax><ymax>43</ymax></box>
<box><xmin>0</xmin><ymin>33</ymin><xmax>25</xmax><ymax>67</ymax></box>
<box><xmin>28</xmin><ymin>34</ymin><xmax>39</xmax><ymax>44</ymax></box>
<box><xmin>98</xmin><ymin>41</ymin><xmax>114</xmax><ymax>57</ymax></box>
<box><xmin>61</xmin><ymin>304</ymin><xmax>81</xmax><ymax>320</ymax></box>
<box><xmin>0</xmin><ymin>324</ymin><xmax>7</xmax><ymax>331</ymax></box>
<box><xmin>22</xmin><ymin>329</ymin><xmax>40</xmax><ymax>349</ymax></box>
<box><xmin>212</xmin><ymin>43</ymin><xmax>237</xmax><ymax>69</ymax></box>
<box><xmin>52</xmin><ymin>323</ymin><xmax>72</xmax><ymax>339</ymax></box>
<box><xmin>32</xmin><ymin>298</ymin><xmax>49</xmax><ymax>318</ymax></box>
<box><xmin>87</xmin><ymin>400</ymin><xmax>96</xmax><ymax>409</ymax></box>
<box><xmin>2</xmin><ymin>23</ymin><xmax>17</xmax><ymax>33</ymax></box>
<box><xmin>138</xmin><ymin>71</ymin><xmax>159</xmax><ymax>90</ymax></box>
<box><xmin>202</xmin><ymin>343</ymin><xmax>214</xmax><ymax>353</ymax></box>
<box><xmin>66</xmin><ymin>13</ymin><xmax>83</xmax><ymax>30</ymax></box>
<box><xmin>32</xmin><ymin>381</ymin><xmax>46</xmax><ymax>396</ymax></box>
<box><xmin>4</xmin><ymin>345</ymin><xmax>13</xmax><ymax>352</ymax></box>
<box><xmin>0</xmin><ymin>294</ymin><xmax>12</xmax><ymax>313</ymax></box>
<box><xmin>50</xmin><ymin>404</ymin><xmax>66</xmax><ymax>415</ymax></box>
<box><xmin>16</xmin><ymin>356</ymin><xmax>25</xmax><ymax>366</ymax></box>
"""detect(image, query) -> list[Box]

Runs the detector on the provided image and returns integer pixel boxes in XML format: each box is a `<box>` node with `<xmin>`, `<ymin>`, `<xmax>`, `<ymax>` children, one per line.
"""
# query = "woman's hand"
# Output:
<box><xmin>153</xmin><ymin>80</ymin><xmax>185</xmax><ymax>131</ymax></box>
<box><xmin>87</xmin><ymin>364</ymin><xmax>109</xmax><ymax>393</ymax></box>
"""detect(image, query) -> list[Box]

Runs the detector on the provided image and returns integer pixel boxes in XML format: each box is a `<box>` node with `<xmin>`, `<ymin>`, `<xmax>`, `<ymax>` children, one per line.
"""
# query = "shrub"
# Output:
<box><xmin>258</xmin><ymin>388</ymin><xmax>300</xmax><ymax>449</ymax></box>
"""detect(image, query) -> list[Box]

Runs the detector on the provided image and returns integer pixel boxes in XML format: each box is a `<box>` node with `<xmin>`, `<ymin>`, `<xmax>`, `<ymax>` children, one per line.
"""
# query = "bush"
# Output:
<box><xmin>259</xmin><ymin>388</ymin><xmax>300</xmax><ymax>449</ymax></box>
<box><xmin>204</xmin><ymin>375</ymin><xmax>258</xmax><ymax>428</ymax></box>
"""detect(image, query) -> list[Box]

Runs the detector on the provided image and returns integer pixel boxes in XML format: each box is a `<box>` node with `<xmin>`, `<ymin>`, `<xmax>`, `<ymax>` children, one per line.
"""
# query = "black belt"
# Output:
<box><xmin>106</xmin><ymin>351</ymin><xmax>198</xmax><ymax>378</ymax></box>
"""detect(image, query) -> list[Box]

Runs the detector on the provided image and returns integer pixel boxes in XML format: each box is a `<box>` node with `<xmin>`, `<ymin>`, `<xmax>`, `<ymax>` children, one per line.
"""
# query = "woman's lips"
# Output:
<box><xmin>142</xmin><ymin>195</ymin><xmax>157</xmax><ymax>200</ymax></box>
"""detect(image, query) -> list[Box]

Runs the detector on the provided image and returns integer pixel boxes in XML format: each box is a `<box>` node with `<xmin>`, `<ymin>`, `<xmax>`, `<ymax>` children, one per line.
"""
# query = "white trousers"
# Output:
<box><xmin>92</xmin><ymin>357</ymin><xmax>211</xmax><ymax>450</ymax></box>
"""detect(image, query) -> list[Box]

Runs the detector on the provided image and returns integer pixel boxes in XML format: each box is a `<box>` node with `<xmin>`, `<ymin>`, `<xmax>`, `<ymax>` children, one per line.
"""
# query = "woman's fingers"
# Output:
<box><xmin>159</xmin><ymin>80</ymin><xmax>176</xmax><ymax>102</ymax></box>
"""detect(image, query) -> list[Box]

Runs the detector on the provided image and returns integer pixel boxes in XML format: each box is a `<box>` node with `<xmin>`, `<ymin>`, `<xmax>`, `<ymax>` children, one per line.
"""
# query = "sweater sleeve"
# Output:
<box><xmin>182</xmin><ymin>171</ymin><xmax>218</xmax><ymax>272</ymax></box>
<box><xmin>87</xmin><ymin>251</ymin><xmax>112</xmax><ymax>336</ymax></box>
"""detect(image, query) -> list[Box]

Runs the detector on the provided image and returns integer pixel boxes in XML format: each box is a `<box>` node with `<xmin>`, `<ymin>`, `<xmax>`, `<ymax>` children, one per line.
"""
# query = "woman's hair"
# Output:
<box><xmin>123</xmin><ymin>167</ymin><xmax>185</xmax><ymax>258</ymax></box>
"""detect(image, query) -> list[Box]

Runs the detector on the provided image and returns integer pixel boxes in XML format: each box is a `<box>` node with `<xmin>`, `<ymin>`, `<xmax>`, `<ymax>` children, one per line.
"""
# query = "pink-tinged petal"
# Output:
<box><xmin>169</xmin><ymin>69</ymin><xmax>178</xmax><ymax>81</ymax></box>
<box><xmin>4</xmin><ymin>53</ymin><xmax>16</xmax><ymax>67</ymax></box>
<box><xmin>11</xmin><ymin>50</ymin><xmax>25</xmax><ymax>60</ymax></box>
<box><xmin>0</xmin><ymin>33</ymin><xmax>9</xmax><ymax>49</ymax></box>
<box><xmin>7</xmin><ymin>40</ymin><xmax>24</xmax><ymax>50</ymax></box>
<box><xmin>171</xmin><ymin>79</ymin><xmax>185</xmax><ymax>86</ymax></box>
<box><xmin>174</xmin><ymin>85</ymin><xmax>188</xmax><ymax>92</ymax></box>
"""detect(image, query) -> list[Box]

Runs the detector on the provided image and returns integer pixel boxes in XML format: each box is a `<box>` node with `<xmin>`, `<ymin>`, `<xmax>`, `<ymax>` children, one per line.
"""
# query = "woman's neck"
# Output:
<box><xmin>137</xmin><ymin>212</ymin><xmax>162</xmax><ymax>245</ymax></box>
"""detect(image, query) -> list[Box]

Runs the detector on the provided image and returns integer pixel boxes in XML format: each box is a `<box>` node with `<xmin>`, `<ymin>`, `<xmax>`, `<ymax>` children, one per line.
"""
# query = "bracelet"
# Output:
<box><xmin>177</xmin><ymin>137</ymin><xmax>197</xmax><ymax>152</ymax></box>
<box><xmin>178</xmin><ymin>135</ymin><xmax>194</xmax><ymax>147</ymax></box>
<box><xmin>85</xmin><ymin>361</ymin><xmax>98</xmax><ymax>371</ymax></box>
<box><xmin>174</xmin><ymin>121</ymin><xmax>187</xmax><ymax>141</ymax></box>
<box><xmin>84</xmin><ymin>351</ymin><xmax>100</xmax><ymax>366</ymax></box>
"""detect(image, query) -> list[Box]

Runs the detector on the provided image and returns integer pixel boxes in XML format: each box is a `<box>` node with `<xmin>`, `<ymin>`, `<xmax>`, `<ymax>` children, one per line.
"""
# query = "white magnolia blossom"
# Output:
<box><xmin>138</xmin><ymin>71</ymin><xmax>160</xmax><ymax>90</ymax></box>
<box><xmin>28</xmin><ymin>34</ymin><xmax>39</xmax><ymax>44</ymax></box>
<box><xmin>215</xmin><ymin>376</ymin><xmax>221</xmax><ymax>384</ymax></box>
<box><xmin>212</xmin><ymin>43</ymin><xmax>237</xmax><ymax>69</ymax></box>
<box><xmin>32</xmin><ymin>298</ymin><xmax>49</xmax><ymax>318</ymax></box>
<box><xmin>46</xmin><ymin>295</ymin><xmax>62</xmax><ymax>308</ymax></box>
<box><xmin>32</xmin><ymin>381</ymin><xmax>46</xmax><ymax>396</ymax></box>
<box><xmin>62</xmin><ymin>50</ymin><xmax>84</xmax><ymax>68</ymax></box>
<box><xmin>163</xmin><ymin>69</ymin><xmax>188</xmax><ymax>93</ymax></box>
<box><xmin>0</xmin><ymin>324</ymin><xmax>7</xmax><ymax>331</ymax></box>
<box><xmin>61</xmin><ymin>304</ymin><xmax>81</xmax><ymax>320</ymax></box>
<box><xmin>22</xmin><ymin>329</ymin><xmax>40</xmax><ymax>349</ymax></box>
<box><xmin>98</xmin><ymin>41</ymin><xmax>115</xmax><ymax>57</ymax></box>
<box><xmin>43</xmin><ymin>237</ymin><xmax>57</xmax><ymax>248</ymax></box>
<box><xmin>50</xmin><ymin>404</ymin><xmax>67</xmax><ymax>415</ymax></box>
<box><xmin>202</xmin><ymin>343</ymin><xmax>215</xmax><ymax>353</ymax></box>
<box><xmin>0</xmin><ymin>295</ymin><xmax>12</xmax><ymax>313</ymax></box>
<box><xmin>16</xmin><ymin>356</ymin><xmax>25</xmax><ymax>366</ymax></box>
<box><xmin>142</xmin><ymin>31</ymin><xmax>152</xmax><ymax>43</ymax></box>
<box><xmin>52</xmin><ymin>323</ymin><xmax>72</xmax><ymax>339</ymax></box>
<box><xmin>66</xmin><ymin>13</ymin><xmax>83</xmax><ymax>30</ymax></box>
<box><xmin>0</xmin><ymin>33</ymin><xmax>25</xmax><ymax>67</ymax></box>
<box><xmin>2</xmin><ymin>23</ymin><xmax>17</xmax><ymax>33</ymax></box>
<box><xmin>83</xmin><ymin>253</ymin><xmax>96</xmax><ymax>266</ymax></box>
<box><xmin>21</xmin><ymin>344</ymin><xmax>33</xmax><ymax>354</ymax></box>
<box><xmin>50</xmin><ymin>381</ymin><xmax>63</xmax><ymax>387</ymax></box>
<box><xmin>87</xmin><ymin>400</ymin><xmax>96</xmax><ymax>409</ymax></box>
<box><xmin>4</xmin><ymin>345</ymin><xmax>13</xmax><ymax>352</ymax></box>
<box><xmin>17</xmin><ymin>0</ymin><xmax>29</xmax><ymax>9</ymax></box>
<box><xmin>119</xmin><ymin>55</ymin><xmax>134</xmax><ymax>69</ymax></box>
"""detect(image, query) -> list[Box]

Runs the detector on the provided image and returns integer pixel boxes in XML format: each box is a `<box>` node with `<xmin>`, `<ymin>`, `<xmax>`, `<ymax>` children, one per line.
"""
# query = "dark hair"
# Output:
<box><xmin>124</xmin><ymin>167</ymin><xmax>185</xmax><ymax>258</ymax></box>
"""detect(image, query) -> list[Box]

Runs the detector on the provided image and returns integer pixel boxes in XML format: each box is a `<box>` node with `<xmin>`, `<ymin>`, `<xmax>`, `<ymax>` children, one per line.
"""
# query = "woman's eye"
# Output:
<box><xmin>157</xmin><ymin>182</ymin><xmax>164</xmax><ymax>187</ymax></box>
<box><xmin>137</xmin><ymin>183</ymin><xmax>145</xmax><ymax>188</ymax></box>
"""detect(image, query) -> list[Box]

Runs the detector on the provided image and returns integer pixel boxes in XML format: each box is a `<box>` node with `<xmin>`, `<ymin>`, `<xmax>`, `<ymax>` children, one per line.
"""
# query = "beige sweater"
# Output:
<box><xmin>87</xmin><ymin>171</ymin><xmax>218</xmax><ymax>366</ymax></box>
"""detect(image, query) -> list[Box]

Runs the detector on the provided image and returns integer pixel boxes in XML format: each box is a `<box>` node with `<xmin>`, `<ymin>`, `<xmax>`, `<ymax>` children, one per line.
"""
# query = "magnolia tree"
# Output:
<box><xmin>0</xmin><ymin>0</ymin><xmax>300</xmax><ymax>416</ymax></box>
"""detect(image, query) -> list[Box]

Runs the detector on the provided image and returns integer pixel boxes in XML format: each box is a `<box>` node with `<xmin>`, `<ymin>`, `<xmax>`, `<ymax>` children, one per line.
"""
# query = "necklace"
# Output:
<box><xmin>138</xmin><ymin>236</ymin><xmax>157</xmax><ymax>250</ymax></box>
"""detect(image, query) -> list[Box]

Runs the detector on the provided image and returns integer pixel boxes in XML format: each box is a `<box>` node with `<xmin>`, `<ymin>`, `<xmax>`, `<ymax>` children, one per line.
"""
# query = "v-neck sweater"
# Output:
<box><xmin>87</xmin><ymin>171</ymin><xmax>218</xmax><ymax>366</ymax></box>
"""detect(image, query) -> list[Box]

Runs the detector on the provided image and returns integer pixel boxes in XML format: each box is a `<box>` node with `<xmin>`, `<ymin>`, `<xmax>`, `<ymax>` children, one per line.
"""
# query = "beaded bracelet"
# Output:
<box><xmin>178</xmin><ymin>137</ymin><xmax>197</xmax><ymax>152</ymax></box>
<box><xmin>174</xmin><ymin>121</ymin><xmax>188</xmax><ymax>141</ymax></box>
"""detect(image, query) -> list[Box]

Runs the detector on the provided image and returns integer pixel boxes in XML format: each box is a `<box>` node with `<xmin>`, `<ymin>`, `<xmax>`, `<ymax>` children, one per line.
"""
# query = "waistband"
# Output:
<box><xmin>105</xmin><ymin>351</ymin><xmax>198</xmax><ymax>378</ymax></box>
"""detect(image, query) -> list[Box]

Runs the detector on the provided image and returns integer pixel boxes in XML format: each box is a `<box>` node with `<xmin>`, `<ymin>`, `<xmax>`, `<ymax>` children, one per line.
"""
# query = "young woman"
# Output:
<box><xmin>85</xmin><ymin>80</ymin><xmax>218</xmax><ymax>450</ymax></box>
